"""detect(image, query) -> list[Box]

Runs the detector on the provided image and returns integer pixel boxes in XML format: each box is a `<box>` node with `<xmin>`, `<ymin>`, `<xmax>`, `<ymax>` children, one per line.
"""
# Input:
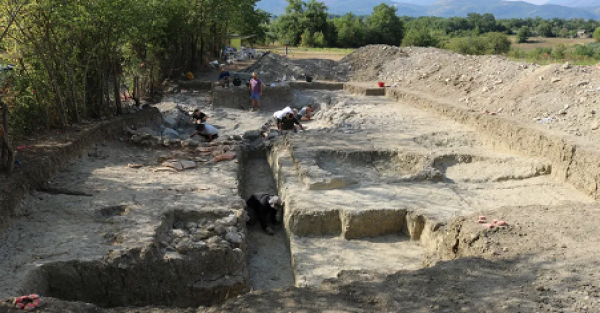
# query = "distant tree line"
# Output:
<box><xmin>268</xmin><ymin>0</ymin><xmax>600</xmax><ymax>55</ymax></box>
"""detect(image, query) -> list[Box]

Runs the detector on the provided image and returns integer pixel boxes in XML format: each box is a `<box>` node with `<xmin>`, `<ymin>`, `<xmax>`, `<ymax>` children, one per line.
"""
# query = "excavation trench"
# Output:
<box><xmin>20</xmin><ymin>209</ymin><xmax>250</xmax><ymax>308</ymax></box>
<box><xmin>238</xmin><ymin>146</ymin><xmax>295</xmax><ymax>290</ymax></box>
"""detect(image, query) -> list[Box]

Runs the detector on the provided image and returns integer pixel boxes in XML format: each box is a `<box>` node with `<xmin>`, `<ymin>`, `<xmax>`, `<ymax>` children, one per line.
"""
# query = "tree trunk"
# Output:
<box><xmin>133</xmin><ymin>76</ymin><xmax>140</xmax><ymax>107</ymax></box>
<box><xmin>0</xmin><ymin>101</ymin><xmax>15</xmax><ymax>175</ymax></box>
<box><xmin>114</xmin><ymin>74</ymin><xmax>122</xmax><ymax>116</ymax></box>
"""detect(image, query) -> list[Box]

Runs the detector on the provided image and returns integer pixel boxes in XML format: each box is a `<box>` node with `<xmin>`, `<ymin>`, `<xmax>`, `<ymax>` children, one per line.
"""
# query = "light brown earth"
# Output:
<box><xmin>3</xmin><ymin>45</ymin><xmax>600</xmax><ymax>313</ymax></box>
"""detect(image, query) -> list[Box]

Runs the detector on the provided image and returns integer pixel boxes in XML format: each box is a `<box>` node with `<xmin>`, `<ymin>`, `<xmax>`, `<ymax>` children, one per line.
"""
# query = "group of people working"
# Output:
<box><xmin>272</xmin><ymin>105</ymin><xmax>314</xmax><ymax>134</ymax></box>
<box><xmin>216</xmin><ymin>69</ymin><xmax>264</xmax><ymax>112</ymax></box>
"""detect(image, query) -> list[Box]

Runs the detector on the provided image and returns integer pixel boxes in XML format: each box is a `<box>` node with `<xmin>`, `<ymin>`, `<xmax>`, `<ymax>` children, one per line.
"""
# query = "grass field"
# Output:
<box><xmin>256</xmin><ymin>45</ymin><xmax>354</xmax><ymax>61</ymax></box>
<box><xmin>509</xmin><ymin>36</ymin><xmax>594</xmax><ymax>51</ymax></box>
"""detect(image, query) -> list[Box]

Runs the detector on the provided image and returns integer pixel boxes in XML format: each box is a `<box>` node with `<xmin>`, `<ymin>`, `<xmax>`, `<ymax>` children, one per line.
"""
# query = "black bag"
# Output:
<box><xmin>233</xmin><ymin>75</ymin><xmax>242</xmax><ymax>86</ymax></box>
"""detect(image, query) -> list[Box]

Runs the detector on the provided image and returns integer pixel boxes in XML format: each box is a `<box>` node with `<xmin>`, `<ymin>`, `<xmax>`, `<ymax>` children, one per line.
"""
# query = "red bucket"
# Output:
<box><xmin>377</xmin><ymin>82</ymin><xmax>385</xmax><ymax>88</ymax></box>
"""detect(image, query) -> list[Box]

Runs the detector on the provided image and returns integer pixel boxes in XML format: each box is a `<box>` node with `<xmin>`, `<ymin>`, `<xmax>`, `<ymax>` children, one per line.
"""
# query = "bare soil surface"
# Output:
<box><xmin>4</xmin><ymin>46</ymin><xmax>600</xmax><ymax>313</ymax></box>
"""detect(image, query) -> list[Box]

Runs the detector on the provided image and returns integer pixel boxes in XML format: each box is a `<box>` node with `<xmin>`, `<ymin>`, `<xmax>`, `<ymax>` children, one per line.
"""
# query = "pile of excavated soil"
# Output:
<box><xmin>247</xmin><ymin>45</ymin><xmax>600</xmax><ymax>144</ymax></box>
<box><xmin>240</xmin><ymin>52</ymin><xmax>344</xmax><ymax>82</ymax></box>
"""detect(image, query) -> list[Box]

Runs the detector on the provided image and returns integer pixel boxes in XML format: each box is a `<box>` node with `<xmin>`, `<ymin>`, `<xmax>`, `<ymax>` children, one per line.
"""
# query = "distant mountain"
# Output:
<box><xmin>257</xmin><ymin>0</ymin><xmax>399</xmax><ymax>15</ymax></box>
<box><xmin>427</xmin><ymin>0</ymin><xmax>600</xmax><ymax>19</ymax></box>
<box><xmin>395</xmin><ymin>0</ymin><xmax>437</xmax><ymax>5</ymax></box>
<box><xmin>257</xmin><ymin>0</ymin><xmax>600</xmax><ymax>19</ymax></box>
<box><xmin>545</xmin><ymin>0</ymin><xmax>600</xmax><ymax>7</ymax></box>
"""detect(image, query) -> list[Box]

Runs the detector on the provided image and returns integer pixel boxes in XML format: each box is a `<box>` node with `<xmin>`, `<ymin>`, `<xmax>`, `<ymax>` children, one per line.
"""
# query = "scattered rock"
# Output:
<box><xmin>162</xmin><ymin>128</ymin><xmax>179</xmax><ymax>139</ymax></box>
<box><xmin>162</xmin><ymin>161</ymin><xmax>184</xmax><ymax>171</ymax></box>
<box><xmin>591</xmin><ymin>122</ymin><xmax>599</xmax><ymax>130</ymax></box>
<box><xmin>563</xmin><ymin>62</ymin><xmax>572</xmax><ymax>70</ymax></box>
<box><xmin>180</xmin><ymin>160</ymin><xmax>197</xmax><ymax>169</ymax></box>
<box><xmin>225</xmin><ymin>232</ymin><xmax>243</xmax><ymax>244</ymax></box>
<box><xmin>127</xmin><ymin>163</ymin><xmax>143</xmax><ymax>169</ymax></box>
<box><xmin>217</xmin><ymin>215</ymin><xmax>238</xmax><ymax>227</ymax></box>
<box><xmin>154</xmin><ymin>167</ymin><xmax>178</xmax><ymax>173</ymax></box>
<box><xmin>163</xmin><ymin>116</ymin><xmax>177</xmax><ymax>128</ymax></box>
<box><xmin>551</xmin><ymin>77</ymin><xmax>561</xmax><ymax>83</ymax></box>
<box><xmin>172</xmin><ymin>229</ymin><xmax>188</xmax><ymax>238</ymax></box>
<box><xmin>577</xmin><ymin>81</ymin><xmax>590</xmax><ymax>87</ymax></box>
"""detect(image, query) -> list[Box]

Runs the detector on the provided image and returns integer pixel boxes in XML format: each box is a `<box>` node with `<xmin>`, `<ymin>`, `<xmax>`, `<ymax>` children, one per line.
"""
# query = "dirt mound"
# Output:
<box><xmin>335</xmin><ymin>44</ymin><xmax>409</xmax><ymax>81</ymax></box>
<box><xmin>240</xmin><ymin>52</ymin><xmax>342</xmax><ymax>82</ymax></box>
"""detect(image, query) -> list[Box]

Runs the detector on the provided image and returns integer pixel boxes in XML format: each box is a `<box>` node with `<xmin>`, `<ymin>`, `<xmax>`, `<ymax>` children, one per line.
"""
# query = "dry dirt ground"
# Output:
<box><xmin>3</xmin><ymin>46</ymin><xmax>600</xmax><ymax>313</ymax></box>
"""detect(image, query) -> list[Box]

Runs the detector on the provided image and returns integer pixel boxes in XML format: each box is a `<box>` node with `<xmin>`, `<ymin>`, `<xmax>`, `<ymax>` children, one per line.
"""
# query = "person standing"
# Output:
<box><xmin>249</xmin><ymin>72</ymin><xmax>263</xmax><ymax>111</ymax></box>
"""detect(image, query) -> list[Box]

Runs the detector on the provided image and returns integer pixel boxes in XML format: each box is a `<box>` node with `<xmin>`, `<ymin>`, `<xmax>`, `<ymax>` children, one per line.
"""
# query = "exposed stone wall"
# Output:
<box><xmin>0</xmin><ymin>108</ymin><xmax>162</xmax><ymax>233</ymax></box>
<box><xmin>386</xmin><ymin>88</ymin><xmax>600</xmax><ymax>199</ymax></box>
<box><xmin>343</xmin><ymin>84</ymin><xmax>385</xmax><ymax>96</ymax></box>
<box><xmin>212</xmin><ymin>85</ymin><xmax>293</xmax><ymax>110</ymax></box>
<box><xmin>288</xmin><ymin>81</ymin><xmax>344</xmax><ymax>91</ymax></box>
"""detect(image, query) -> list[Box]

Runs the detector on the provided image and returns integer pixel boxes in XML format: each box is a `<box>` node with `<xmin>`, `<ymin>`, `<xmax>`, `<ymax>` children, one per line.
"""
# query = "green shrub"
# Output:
<box><xmin>445</xmin><ymin>33</ymin><xmax>511</xmax><ymax>55</ymax></box>
<box><xmin>402</xmin><ymin>27</ymin><xmax>441</xmax><ymax>47</ymax></box>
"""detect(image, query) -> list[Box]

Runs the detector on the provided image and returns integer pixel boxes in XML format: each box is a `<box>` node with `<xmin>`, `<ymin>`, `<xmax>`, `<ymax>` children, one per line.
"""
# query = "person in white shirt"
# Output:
<box><xmin>273</xmin><ymin>106</ymin><xmax>293</xmax><ymax>125</ymax></box>
<box><xmin>190</xmin><ymin>122</ymin><xmax>219</xmax><ymax>142</ymax></box>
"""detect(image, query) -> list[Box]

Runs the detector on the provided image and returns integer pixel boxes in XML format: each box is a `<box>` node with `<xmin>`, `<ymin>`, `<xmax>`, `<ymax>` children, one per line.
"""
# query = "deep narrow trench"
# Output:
<box><xmin>239</xmin><ymin>149</ymin><xmax>295</xmax><ymax>290</ymax></box>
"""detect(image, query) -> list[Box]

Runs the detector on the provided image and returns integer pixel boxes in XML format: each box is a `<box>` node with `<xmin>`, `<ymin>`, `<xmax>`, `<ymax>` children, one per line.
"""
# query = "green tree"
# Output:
<box><xmin>366</xmin><ymin>3</ymin><xmax>404</xmax><ymax>46</ymax></box>
<box><xmin>558</xmin><ymin>28</ymin><xmax>569</xmax><ymax>38</ymax></box>
<box><xmin>402</xmin><ymin>27</ymin><xmax>440</xmax><ymax>47</ymax></box>
<box><xmin>593</xmin><ymin>26</ymin><xmax>600</xmax><ymax>43</ymax></box>
<box><xmin>517</xmin><ymin>26</ymin><xmax>530</xmax><ymax>43</ymax></box>
<box><xmin>333</xmin><ymin>13</ymin><xmax>366</xmax><ymax>48</ymax></box>
<box><xmin>537</xmin><ymin>22</ymin><xmax>553</xmax><ymax>37</ymax></box>
<box><xmin>273</xmin><ymin>0</ymin><xmax>329</xmax><ymax>46</ymax></box>
<box><xmin>485</xmin><ymin>32</ymin><xmax>511</xmax><ymax>54</ymax></box>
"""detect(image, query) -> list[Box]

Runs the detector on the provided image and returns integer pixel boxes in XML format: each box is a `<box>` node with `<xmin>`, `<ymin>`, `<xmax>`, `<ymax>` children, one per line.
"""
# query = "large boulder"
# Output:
<box><xmin>162</xmin><ymin>128</ymin><xmax>180</xmax><ymax>139</ymax></box>
<box><xmin>164</xmin><ymin>116</ymin><xmax>177</xmax><ymax>128</ymax></box>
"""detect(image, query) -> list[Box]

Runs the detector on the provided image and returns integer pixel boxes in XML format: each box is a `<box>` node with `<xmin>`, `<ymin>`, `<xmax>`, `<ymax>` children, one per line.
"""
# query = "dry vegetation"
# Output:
<box><xmin>509</xmin><ymin>36</ymin><xmax>595</xmax><ymax>51</ymax></box>
<box><xmin>256</xmin><ymin>45</ymin><xmax>353</xmax><ymax>61</ymax></box>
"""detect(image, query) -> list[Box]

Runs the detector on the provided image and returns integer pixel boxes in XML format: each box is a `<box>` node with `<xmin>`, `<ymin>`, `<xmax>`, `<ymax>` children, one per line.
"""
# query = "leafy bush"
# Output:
<box><xmin>444</xmin><ymin>32</ymin><xmax>511</xmax><ymax>55</ymax></box>
<box><xmin>517</xmin><ymin>26</ymin><xmax>530</xmax><ymax>43</ymax></box>
<box><xmin>485</xmin><ymin>32</ymin><xmax>511</xmax><ymax>54</ymax></box>
<box><xmin>402</xmin><ymin>27</ymin><xmax>441</xmax><ymax>47</ymax></box>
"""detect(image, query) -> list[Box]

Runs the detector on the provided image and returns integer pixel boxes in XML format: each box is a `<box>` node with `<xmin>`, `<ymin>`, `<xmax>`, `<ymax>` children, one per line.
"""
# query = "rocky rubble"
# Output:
<box><xmin>240</xmin><ymin>52</ymin><xmax>343</xmax><ymax>82</ymax></box>
<box><xmin>163</xmin><ymin>213</ymin><xmax>245</xmax><ymax>257</ymax></box>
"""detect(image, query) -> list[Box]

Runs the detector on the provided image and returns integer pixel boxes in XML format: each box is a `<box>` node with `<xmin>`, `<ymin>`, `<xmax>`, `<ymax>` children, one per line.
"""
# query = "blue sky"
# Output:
<box><xmin>507</xmin><ymin>0</ymin><xmax>547</xmax><ymax>4</ymax></box>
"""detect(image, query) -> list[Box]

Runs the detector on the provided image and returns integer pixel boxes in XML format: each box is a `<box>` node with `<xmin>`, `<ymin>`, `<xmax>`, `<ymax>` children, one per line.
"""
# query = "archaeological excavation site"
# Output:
<box><xmin>3</xmin><ymin>45</ymin><xmax>600</xmax><ymax>313</ymax></box>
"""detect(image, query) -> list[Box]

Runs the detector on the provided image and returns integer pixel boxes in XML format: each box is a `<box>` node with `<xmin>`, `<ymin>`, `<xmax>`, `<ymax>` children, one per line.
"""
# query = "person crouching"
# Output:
<box><xmin>190</xmin><ymin>122</ymin><xmax>219</xmax><ymax>142</ymax></box>
<box><xmin>279</xmin><ymin>112</ymin><xmax>305</xmax><ymax>134</ymax></box>
<box><xmin>245</xmin><ymin>193</ymin><xmax>284</xmax><ymax>235</ymax></box>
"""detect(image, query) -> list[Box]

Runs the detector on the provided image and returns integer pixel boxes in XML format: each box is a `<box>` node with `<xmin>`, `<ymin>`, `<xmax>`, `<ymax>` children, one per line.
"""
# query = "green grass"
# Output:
<box><xmin>294</xmin><ymin>47</ymin><xmax>355</xmax><ymax>53</ymax></box>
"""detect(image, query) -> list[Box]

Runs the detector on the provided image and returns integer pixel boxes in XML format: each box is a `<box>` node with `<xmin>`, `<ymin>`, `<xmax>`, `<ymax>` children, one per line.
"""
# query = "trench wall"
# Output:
<box><xmin>0</xmin><ymin>108</ymin><xmax>162</xmax><ymax>233</ymax></box>
<box><xmin>212</xmin><ymin>85</ymin><xmax>293</xmax><ymax>110</ymax></box>
<box><xmin>384</xmin><ymin>88</ymin><xmax>600</xmax><ymax>200</ymax></box>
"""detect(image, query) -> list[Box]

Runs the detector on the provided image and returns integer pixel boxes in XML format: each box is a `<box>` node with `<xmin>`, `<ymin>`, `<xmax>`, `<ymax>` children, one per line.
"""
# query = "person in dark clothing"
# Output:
<box><xmin>217</xmin><ymin>68</ymin><xmax>231</xmax><ymax>87</ymax></box>
<box><xmin>189</xmin><ymin>109</ymin><xmax>208</xmax><ymax>124</ymax></box>
<box><xmin>245</xmin><ymin>193</ymin><xmax>284</xmax><ymax>235</ymax></box>
<box><xmin>279</xmin><ymin>112</ymin><xmax>305</xmax><ymax>134</ymax></box>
